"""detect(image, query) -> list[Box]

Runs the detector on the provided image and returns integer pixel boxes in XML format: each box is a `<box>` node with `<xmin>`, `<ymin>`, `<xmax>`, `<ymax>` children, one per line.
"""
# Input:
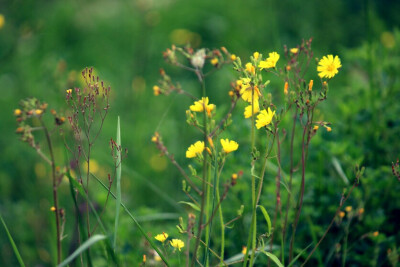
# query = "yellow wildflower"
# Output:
<box><xmin>170</xmin><ymin>239</ymin><xmax>184</xmax><ymax>251</ymax></box>
<box><xmin>230</xmin><ymin>54</ymin><xmax>237</xmax><ymax>61</ymax></box>
<box><xmin>326</xmin><ymin>126</ymin><xmax>332</xmax><ymax>132</ymax></box>
<box><xmin>240</xmin><ymin>81</ymin><xmax>261</xmax><ymax>103</ymax></box>
<box><xmin>290</xmin><ymin>48</ymin><xmax>299</xmax><ymax>54</ymax></box>
<box><xmin>313</xmin><ymin>125</ymin><xmax>319</xmax><ymax>131</ymax></box>
<box><xmin>253</xmin><ymin>52</ymin><xmax>260</xmax><ymax>60</ymax></box>
<box><xmin>242</xmin><ymin>246</ymin><xmax>247</xmax><ymax>255</ymax></box>
<box><xmin>50</xmin><ymin>206</ymin><xmax>56</xmax><ymax>212</ymax></box>
<box><xmin>258</xmin><ymin>52</ymin><xmax>280</xmax><ymax>69</ymax></box>
<box><xmin>14</xmin><ymin>109</ymin><xmax>22</xmax><ymax>116</ymax></box>
<box><xmin>256</xmin><ymin>108</ymin><xmax>275</xmax><ymax>129</ymax></box>
<box><xmin>189</xmin><ymin>97</ymin><xmax>215</xmax><ymax>116</ymax></box>
<box><xmin>372</xmin><ymin>231</ymin><xmax>379</xmax><ymax>237</ymax></box>
<box><xmin>339</xmin><ymin>211</ymin><xmax>345</xmax><ymax>218</ymax></box>
<box><xmin>153</xmin><ymin>85</ymin><xmax>161</xmax><ymax>96</ymax></box>
<box><xmin>317</xmin><ymin>55</ymin><xmax>342</xmax><ymax>79</ymax></box>
<box><xmin>35</xmin><ymin>109</ymin><xmax>43</xmax><ymax>115</ymax></box>
<box><xmin>245</xmin><ymin>62</ymin><xmax>255</xmax><ymax>74</ymax></box>
<box><xmin>211</xmin><ymin>58</ymin><xmax>219</xmax><ymax>66</ymax></box>
<box><xmin>244</xmin><ymin>100</ymin><xmax>260</xmax><ymax>118</ymax></box>
<box><xmin>186</xmin><ymin>141</ymin><xmax>205</xmax><ymax>158</ymax></box>
<box><xmin>154</xmin><ymin>232</ymin><xmax>168</xmax><ymax>243</ymax></box>
<box><xmin>359</xmin><ymin>208</ymin><xmax>365</xmax><ymax>215</ymax></box>
<box><xmin>345</xmin><ymin>206</ymin><xmax>352</xmax><ymax>212</ymax></box>
<box><xmin>220</xmin><ymin>139</ymin><xmax>239</xmax><ymax>154</ymax></box>
<box><xmin>66</xmin><ymin>89</ymin><xmax>72</xmax><ymax>94</ymax></box>
<box><xmin>143</xmin><ymin>255</ymin><xmax>146</xmax><ymax>263</ymax></box>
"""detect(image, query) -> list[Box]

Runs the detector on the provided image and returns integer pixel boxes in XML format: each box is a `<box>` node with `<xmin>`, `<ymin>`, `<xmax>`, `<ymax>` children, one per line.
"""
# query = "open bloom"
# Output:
<box><xmin>186</xmin><ymin>141</ymin><xmax>205</xmax><ymax>158</ymax></box>
<box><xmin>190</xmin><ymin>97</ymin><xmax>215</xmax><ymax>116</ymax></box>
<box><xmin>170</xmin><ymin>239</ymin><xmax>184</xmax><ymax>251</ymax></box>
<box><xmin>244</xmin><ymin>100</ymin><xmax>260</xmax><ymax>118</ymax></box>
<box><xmin>220</xmin><ymin>139</ymin><xmax>239</xmax><ymax>154</ymax></box>
<box><xmin>154</xmin><ymin>232</ymin><xmax>168</xmax><ymax>242</ymax></box>
<box><xmin>239</xmin><ymin>78</ymin><xmax>261</xmax><ymax>103</ymax></box>
<box><xmin>317</xmin><ymin>55</ymin><xmax>342</xmax><ymax>79</ymax></box>
<box><xmin>258</xmin><ymin>52</ymin><xmax>280</xmax><ymax>69</ymax></box>
<box><xmin>256</xmin><ymin>107</ymin><xmax>275</xmax><ymax>129</ymax></box>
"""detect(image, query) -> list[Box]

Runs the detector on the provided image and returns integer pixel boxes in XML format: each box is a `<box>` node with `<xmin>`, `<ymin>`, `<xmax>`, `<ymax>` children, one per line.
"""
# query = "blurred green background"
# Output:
<box><xmin>1</xmin><ymin>0</ymin><xmax>400</xmax><ymax>266</ymax></box>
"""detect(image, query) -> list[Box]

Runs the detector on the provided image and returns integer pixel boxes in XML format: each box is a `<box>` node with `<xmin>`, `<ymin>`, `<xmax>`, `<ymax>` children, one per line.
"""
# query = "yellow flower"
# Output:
<box><xmin>189</xmin><ymin>97</ymin><xmax>215</xmax><ymax>116</ymax></box>
<box><xmin>358</xmin><ymin>208</ymin><xmax>365</xmax><ymax>215</ymax></box>
<box><xmin>326</xmin><ymin>126</ymin><xmax>332</xmax><ymax>132</ymax></box>
<box><xmin>256</xmin><ymin>107</ymin><xmax>275</xmax><ymax>129</ymax></box>
<box><xmin>258</xmin><ymin>52</ymin><xmax>280</xmax><ymax>69</ymax></box>
<box><xmin>317</xmin><ymin>55</ymin><xmax>342</xmax><ymax>79</ymax></box>
<box><xmin>313</xmin><ymin>125</ymin><xmax>319</xmax><ymax>131</ymax></box>
<box><xmin>35</xmin><ymin>109</ymin><xmax>43</xmax><ymax>115</ymax></box>
<box><xmin>242</xmin><ymin>246</ymin><xmax>247</xmax><ymax>255</ymax></box>
<box><xmin>14</xmin><ymin>109</ymin><xmax>22</xmax><ymax>116</ymax></box>
<box><xmin>186</xmin><ymin>141</ymin><xmax>205</xmax><ymax>158</ymax></box>
<box><xmin>211</xmin><ymin>58</ymin><xmax>219</xmax><ymax>66</ymax></box>
<box><xmin>170</xmin><ymin>239</ymin><xmax>184</xmax><ymax>251</ymax></box>
<box><xmin>345</xmin><ymin>206</ymin><xmax>352</xmax><ymax>212</ymax></box>
<box><xmin>50</xmin><ymin>206</ymin><xmax>56</xmax><ymax>212</ymax></box>
<box><xmin>230</xmin><ymin>54</ymin><xmax>237</xmax><ymax>61</ymax></box>
<box><xmin>372</xmin><ymin>231</ymin><xmax>379</xmax><ymax>237</ymax></box>
<box><xmin>290</xmin><ymin>48</ymin><xmax>299</xmax><ymax>54</ymax></box>
<box><xmin>245</xmin><ymin>62</ymin><xmax>255</xmax><ymax>74</ymax></box>
<box><xmin>66</xmin><ymin>89</ymin><xmax>72</xmax><ymax>94</ymax></box>
<box><xmin>155</xmin><ymin>232</ymin><xmax>168</xmax><ymax>242</ymax></box>
<box><xmin>153</xmin><ymin>85</ymin><xmax>161</xmax><ymax>96</ymax></box>
<box><xmin>220</xmin><ymin>139</ymin><xmax>239</xmax><ymax>154</ymax></box>
<box><xmin>244</xmin><ymin>100</ymin><xmax>260</xmax><ymax>118</ymax></box>
<box><xmin>253</xmin><ymin>52</ymin><xmax>260</xmax><ymax>60</ymax></box>
<box><xmin>339</xmin><ymin>211</ymin><xmax>345</xmax><ymax>218</ymax></box>
<box><xmin>240</xmin><ymin>83</ymin><xmax>261</xmax><ymax>103</ymax></box>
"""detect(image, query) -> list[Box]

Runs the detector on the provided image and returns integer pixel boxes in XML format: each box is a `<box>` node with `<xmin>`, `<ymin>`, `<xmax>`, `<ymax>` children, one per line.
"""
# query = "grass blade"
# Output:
<box><xmin>58</xmin><ymin>235</ymin><xmax>107</xmax><ymax>267</ymax></box>
<box><xmin>287</xmin><ymin>242</ymin><xmax>313</xmax><ymax>267</ymax></box>
<box><xmin>0</xmin><ymin>213</ymin><xmax>26</xmax><ymax>267</ymax></box>
<box><xmin>91</xmin><ymin>172</ymin><xmax>170</xmax><ymax>266</ymax></box>
<box><xmin>114</xmin><ymin>116</ymin><xmax>122</xmax><ymax>250</ymax></box>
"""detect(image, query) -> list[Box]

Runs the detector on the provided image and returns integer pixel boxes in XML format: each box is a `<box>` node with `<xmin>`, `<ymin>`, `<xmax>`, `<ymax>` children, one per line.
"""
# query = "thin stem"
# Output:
<box><xmin>39</xmin><ymin>118</ymin><xmax>61</xmax><ymax>264</ymax></box>
<box><xmin>283</xmin><ymin>108</ymin><xmax>298</xmax><ymax>243</ymax></box>
<box><xmin>301</xmin><ymin>182</ymin><xmax>358</xmax><ymax>266</ymax></box>
<box><xmin>289</xmin><ymin>110</ymin><xmax>309</xmax><ymax>262</ymax></box>
<box><xmin>191</xmin><ymin>71</ymin><xmax>208</xmax><ymax>267</ymax></box>
<box><xmin>269</xmin><ymin>128</ymin><xmax>282</xmax><ymax>266</ymax></box>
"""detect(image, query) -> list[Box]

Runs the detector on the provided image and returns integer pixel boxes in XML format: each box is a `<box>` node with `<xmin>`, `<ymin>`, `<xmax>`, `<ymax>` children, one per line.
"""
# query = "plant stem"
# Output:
<box><xmin>40</xmin><ymin>118</ymin><xmax>61</xmax><ymax>264</ymax></box>
<box><xmin>191</xmin><ymin>71</ymin><xmax>208</xmax><ymax>267</ymax></box>
<box><xmin>289</xmin><ymin>110</ymin><xmax>310</xmax><ymax>262</ymax></box>
<box><xmin>283</xmin><ymin>108</ymin><xmax>298</xmax><ymax>244</ymax></box>
<box><xmin>301</xmin><ymin>182</ymin><xmax>358</xmax><ymax>266</ymax></box>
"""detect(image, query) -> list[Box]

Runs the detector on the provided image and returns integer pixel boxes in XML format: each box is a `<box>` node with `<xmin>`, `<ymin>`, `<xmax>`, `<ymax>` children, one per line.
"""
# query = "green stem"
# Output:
<box><xmin>191</xmin><ymin>71</ymin><xmax>208</xmax><ymax>267</ymax></box>
<box><xmin>243</xmin><ymin>86</ymin><xmax>257</xmax><ymax>267</ymax></box>
<box><xmin>40</xmin><ymin>118</ymin><xmax>61</xmax><ymax>264</ymax></box>
<box><xmin>217</xmin><ymin>158</ymin><xmax>225</xmax><ymax>266</ymax></box>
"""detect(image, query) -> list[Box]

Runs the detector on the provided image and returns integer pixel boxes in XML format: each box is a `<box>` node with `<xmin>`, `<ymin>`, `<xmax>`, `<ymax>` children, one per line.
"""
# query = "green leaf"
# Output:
<box><xmin>257</xmin><ymin>205</ymin><xmax>272</xmax><ymax>236</ymax></box>
<box><xmin>58</xmin><ymin>235</ymin><xmax>107</xmax><ymax>267</ymax></box>
<box><xmin>178</xmin><ymin>201</ymin><xmax>200</xmax><ymax>211</ymax></box>
<box><xmin>260</xmin><ymin>251</ymin><xmax>284</xmax><ymax>267</ymax></box>
<box><xmin>0</xmin><ymin>213</ymin><xmax>26</xmax><ymax>267</ymax></box>
<box><xmin>114</xmin><ymin>116</ymin><xmax>122</xmax><ymax>250</ymax></box>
